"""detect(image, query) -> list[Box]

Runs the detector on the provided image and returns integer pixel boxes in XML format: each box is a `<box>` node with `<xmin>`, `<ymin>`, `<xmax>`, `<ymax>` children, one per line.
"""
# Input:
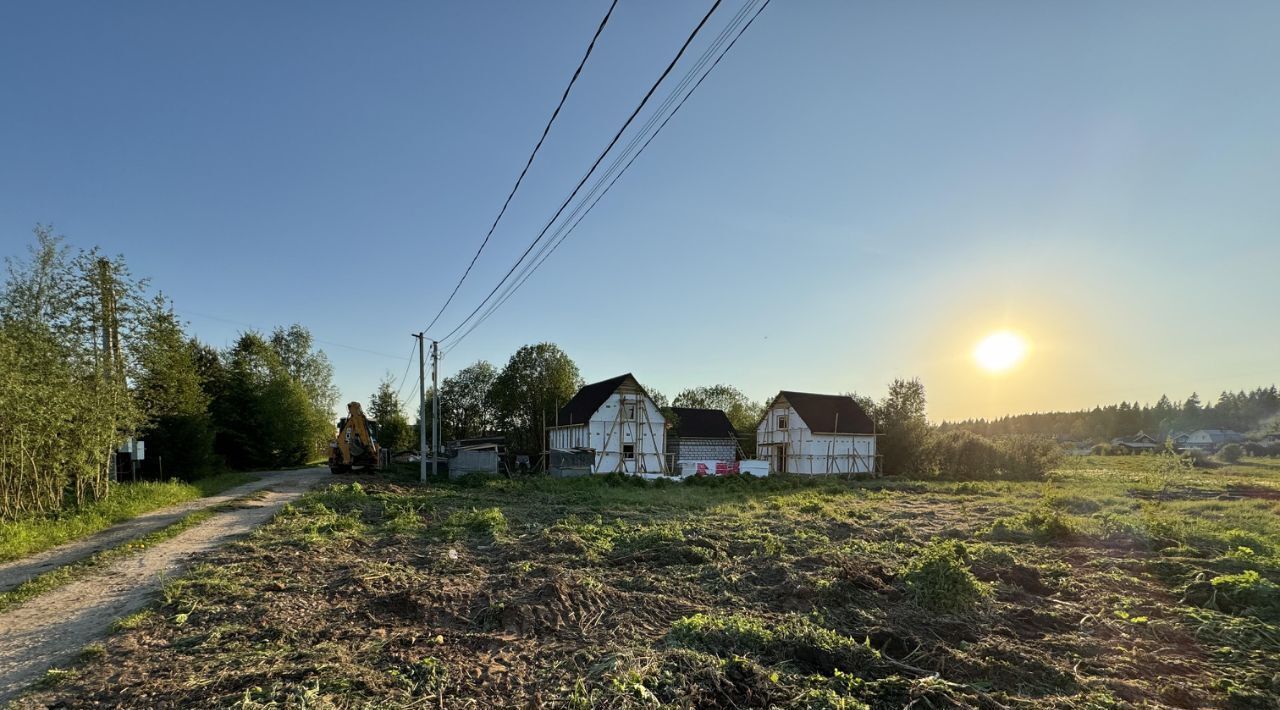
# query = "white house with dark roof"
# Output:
<box><xmin>756</xmin><ymin>391</ymin><xmax>877</xmax><ymax>474</ymax></box>
<box><xmin>546</xmin><ymin>373</ymin><xmax>667</xmax><ymax>474</ymax></box>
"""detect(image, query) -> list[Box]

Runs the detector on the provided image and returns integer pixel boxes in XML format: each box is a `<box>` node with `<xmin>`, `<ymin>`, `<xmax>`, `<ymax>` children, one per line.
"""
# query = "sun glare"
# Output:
<box><xmin>973</xmin><ymin>331</ymin><xmax>1029</xmax><ymax>373</ymax></box>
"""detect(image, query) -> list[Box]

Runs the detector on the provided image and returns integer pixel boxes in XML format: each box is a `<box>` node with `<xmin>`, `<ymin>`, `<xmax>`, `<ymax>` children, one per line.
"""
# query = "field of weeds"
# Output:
<box><xmin>20</xmin><ymin>457</ymin><xmax>1280</xmax><ymax>709</ymax></box>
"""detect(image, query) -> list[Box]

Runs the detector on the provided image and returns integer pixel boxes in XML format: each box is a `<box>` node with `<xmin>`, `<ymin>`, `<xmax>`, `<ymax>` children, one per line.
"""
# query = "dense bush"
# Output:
<box><xmin>1217</xmin><ymin>443</ymin><xmax>1243</xmax><ymax>464</ymax></box>
<box><xmin>1183</xmin><ymin>448</ymin><xmax>1218</xmax><ymax>469</ymax></box>
<box><xmin>1242</xmin><ymin>441</ymin><xmax>1280</xmax><ymax>457</ymax></box>
<box><xmin>924</xmin><ymin>431</ymin><xmax>1000</xmax><ymax>480</ymax></box>
<box><xmin>999</xmin><ymin>435</ymin><xmax>1063</xmax><ymax>479</ymax></box>
<box><xmin>922</xmin><ymin>431</ymin><xmax>1061</xmax><ymax>481</ymax></box>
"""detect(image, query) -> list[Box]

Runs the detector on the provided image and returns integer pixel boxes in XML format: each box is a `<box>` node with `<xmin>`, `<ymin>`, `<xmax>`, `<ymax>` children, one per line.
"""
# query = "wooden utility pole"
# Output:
<box><xmin>415</xmin><ymin>332</ymin><xmax>426</xmax><ymax>483</ymax></box>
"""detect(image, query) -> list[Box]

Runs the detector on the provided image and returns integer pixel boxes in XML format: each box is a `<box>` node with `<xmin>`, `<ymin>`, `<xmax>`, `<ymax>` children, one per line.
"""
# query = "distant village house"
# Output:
<box><xmin>1176</xmin><ymin>429</ymin><xmax>1245</xmax><ymax>452</ymax></box>
<box><xmin>1110</xmin><ymin>431</ymin><xmax>1161</xmax><ymax>454</ymax></box>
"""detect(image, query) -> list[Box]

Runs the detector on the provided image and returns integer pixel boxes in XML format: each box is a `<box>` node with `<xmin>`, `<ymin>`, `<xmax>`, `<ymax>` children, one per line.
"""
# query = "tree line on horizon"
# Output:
<box><xmin>939</xmin><ymin>388</ymin><xmax>1280</xmax><ymax>444</ymax></box>
<box><xmin>0</xmin><ymin>226</ymin><xmax>340</xmax><ymax>520</ymax></box>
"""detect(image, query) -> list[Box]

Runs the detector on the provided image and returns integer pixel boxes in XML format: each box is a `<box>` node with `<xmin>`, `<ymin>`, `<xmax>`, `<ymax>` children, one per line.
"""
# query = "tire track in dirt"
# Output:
<box><xmin>0</xmin><ymin>467</ymin><xmax>328</xmax><ymax>704</ymax></box>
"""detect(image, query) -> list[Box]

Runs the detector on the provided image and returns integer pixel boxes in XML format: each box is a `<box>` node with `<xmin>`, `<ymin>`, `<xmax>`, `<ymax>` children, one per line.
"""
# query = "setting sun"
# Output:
<box><xmin>973</xmin><ymin>330</ymin><xmax>1029</xmax><ymax>373</ymax></box>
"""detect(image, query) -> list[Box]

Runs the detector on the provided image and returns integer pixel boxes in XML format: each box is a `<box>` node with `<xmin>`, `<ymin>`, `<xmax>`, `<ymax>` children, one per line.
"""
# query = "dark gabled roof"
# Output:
<box><xmin>555</xmin><ymin>373</ymin><xmax>634</xmax><ymax>426</ymax></box>
<box><xmin>776</xmin><ymin>391</ymin><xmax>875</xmax><ymax>434</ymax></box>
<box><xmin>669</xmin><ymin>407</ymin><xmax>737</xmax><ymax>439</ymax></box>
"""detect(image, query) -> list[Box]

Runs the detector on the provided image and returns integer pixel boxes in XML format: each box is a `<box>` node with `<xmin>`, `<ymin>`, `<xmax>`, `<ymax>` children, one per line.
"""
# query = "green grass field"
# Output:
<box><xmin>21</xmin><ymin>457</ymin><xmax>1280</xmax><ymax>708</ymax></box>
<box><xmin>0</xmin><ymin>471</ymin><xmax>256</xmax><ymax>563</ymax></box>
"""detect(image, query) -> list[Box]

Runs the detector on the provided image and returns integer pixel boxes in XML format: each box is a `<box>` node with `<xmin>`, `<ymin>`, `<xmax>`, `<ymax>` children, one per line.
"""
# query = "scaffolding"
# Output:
<box><xmin>757</xmin><ymin>404</ymin><xmax>880</xmax><ymax>477</ymax></box>
<box><xmin>543</xmin><ymin>383</ymin><xmax>667</xmax><ymax>475</ymax></box>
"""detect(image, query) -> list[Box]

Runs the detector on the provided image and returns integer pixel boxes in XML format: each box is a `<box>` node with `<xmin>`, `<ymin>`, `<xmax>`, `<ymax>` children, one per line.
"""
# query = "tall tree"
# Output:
<box><xmin>268</xmin><ymin>324</ymin><xmax>338</xmax><ymax>456</ymax></box>
<box><xmin>134</xmin><ymin>297</ymin><xmax>215</xmax><ymax>479</ymax></box>
<box><xmin>876</xmin><ymin>378</ymin><xmax>930</xmax><ymax>475</ymax></box>
<box><xmin>438</xmin><ymin>360</ymin><xmax>498</xmax><ymax>442</ymax></box>
<box><xmin>672</xmin><ymin>384</ymin><xmax>763</xmax><ymax>434</ymax></box>
<box><xmin>368</xmin><ymin>374</ymin><xmax>412</xmax><ymax>452</ymax></box>
<box><xmin>487</xmin><ymin>344</ymin><xmax>582</xmax><ymax>454</ymax></box>
<box><xmin>216</xmin><ymin>332</ymin><xmax>317</xmax><ymax>469</ymax></box>
<box><xmin>0</xmin><ymin>226</ymin><xmax>146</xmax><ymax>515</ymax></box>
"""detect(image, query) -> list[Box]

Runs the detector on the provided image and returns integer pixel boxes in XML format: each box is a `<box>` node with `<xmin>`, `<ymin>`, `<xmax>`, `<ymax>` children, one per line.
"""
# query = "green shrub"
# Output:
<box><xmin>924</xmin><ymin>431</ymin><xmax>1000</xmax><ymax>481</ymax></box>
<box><xmin>900</xmin><ymin>540</ymin><xmax>990</xmax><ymax>613</ymax></box>
<box><xmin>922</xmin><ymin>432</ymin><xmax>1060</xmax><ymax>481</ymax></box>
<box><xmin>1217</xmin><ymin>443</ymin><xmax>1244</xmax><ymax>464</ymax></box>
<box><xmin>1183</xmin><ymin>570</ymin><xmax>1280</xmax><ymax>622</ymax></box>
<box><xmin>997</xmin><ymin>435</ymin><xmax>1063</xmax><ymax>480</ymax></box>
<box><xmin>1183</xmin><ymin>448</ymin><xmax>1218</xmax><ymax>469</ymax></box>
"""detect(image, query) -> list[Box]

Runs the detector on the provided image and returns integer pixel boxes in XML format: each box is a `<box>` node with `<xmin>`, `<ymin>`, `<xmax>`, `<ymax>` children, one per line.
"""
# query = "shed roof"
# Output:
<box><xmin>556</xmin><ymin>373</ymin><xmax>636</xmax><ymax>426</ymax></box>
<box><xmin>669</xmin><ymin>407</ymin><xmax>737</xmax><ymax>439</ymax></box>
<box><xmin>773</xmin><ymin>391</ymin><xmax>875</xmax><ymax>435</ymax></box>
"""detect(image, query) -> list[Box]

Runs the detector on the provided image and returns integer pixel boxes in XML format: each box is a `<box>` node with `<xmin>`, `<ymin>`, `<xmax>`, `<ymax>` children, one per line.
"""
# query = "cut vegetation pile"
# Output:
<box><xmin>18</xmin><ymin>457</ymin><xmax>1280</xmax><ymax>709</ymax></box>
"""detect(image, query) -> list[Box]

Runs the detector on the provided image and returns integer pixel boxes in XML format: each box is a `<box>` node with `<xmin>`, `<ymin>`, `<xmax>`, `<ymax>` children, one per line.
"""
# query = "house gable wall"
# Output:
<box><xmin>548</xmin><ymin>378</ymin><xmax>666</xmax><ymax>473</ymax></box>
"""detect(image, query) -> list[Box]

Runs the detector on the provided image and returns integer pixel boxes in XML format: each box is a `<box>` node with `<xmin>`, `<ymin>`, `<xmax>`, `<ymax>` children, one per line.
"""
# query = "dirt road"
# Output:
<box><xmin>0</xmin><ymin>469</ymin><xmax>326</xmax><ymax>592</ymax></box>
<box><xmin>0</xmin><ymin>467</ymin><xmax>329</xmax><ymax>704</ymax></box>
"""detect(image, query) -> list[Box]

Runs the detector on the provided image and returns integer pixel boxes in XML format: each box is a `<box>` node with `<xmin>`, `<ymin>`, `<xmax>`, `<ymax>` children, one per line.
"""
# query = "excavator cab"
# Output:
<box><xmin>329</xmin><ymin>401</ymin><xmax>382</xmax><ymax>474</ymax></box>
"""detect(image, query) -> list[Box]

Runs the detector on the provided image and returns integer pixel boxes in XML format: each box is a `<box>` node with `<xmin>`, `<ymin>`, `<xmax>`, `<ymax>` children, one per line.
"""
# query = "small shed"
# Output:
<box><xmin>667</xmin><ymin>407</ymin><xmax>738</xmax><ymax>463</ymax></box>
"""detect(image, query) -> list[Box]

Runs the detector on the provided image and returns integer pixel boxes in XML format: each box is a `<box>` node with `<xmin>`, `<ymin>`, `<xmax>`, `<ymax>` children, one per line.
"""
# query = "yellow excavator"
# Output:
<box><xmin>329</xmin><ymin>402</ymin><xmax>382</xmax><ymax>474</ymax></box>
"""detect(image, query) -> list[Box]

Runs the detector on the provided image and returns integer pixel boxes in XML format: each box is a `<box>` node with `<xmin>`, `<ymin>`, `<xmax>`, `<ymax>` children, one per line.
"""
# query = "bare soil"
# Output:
<box><xmin>11</xmin><ymin>465</ymin><xmax>1280</xmax><ymax>708</ymax></box>
<box><xmin>0</xmin><ymin>467</ymin><xmax>328</xmax><ymax>704</ymax></box>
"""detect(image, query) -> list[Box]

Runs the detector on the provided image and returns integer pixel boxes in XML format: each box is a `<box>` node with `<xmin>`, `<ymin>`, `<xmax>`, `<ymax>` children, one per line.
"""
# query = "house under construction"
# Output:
<box><xmin>755</xmin><ymin>391</ymin><xmax>878</xmax><ymax>475</ymax></box>
<box><xmin>546</xmin><ymin>373</ymin><xmax>667</xmax><ymax>474</ymax></box>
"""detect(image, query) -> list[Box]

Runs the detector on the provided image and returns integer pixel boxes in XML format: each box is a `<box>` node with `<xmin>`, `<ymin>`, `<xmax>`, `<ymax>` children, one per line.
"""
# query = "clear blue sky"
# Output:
<box><xmin>3</xmin><ymin>1</ymin><xmax>1278</xmax><ymax>421</ymax></box>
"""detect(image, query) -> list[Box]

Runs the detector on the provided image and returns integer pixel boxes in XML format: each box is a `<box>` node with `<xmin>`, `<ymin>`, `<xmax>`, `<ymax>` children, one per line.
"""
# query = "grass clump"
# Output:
<box><xmin>900</xmin><ymin>540</ymin><xmax>990</xmax><ymax>614</ymax></box>
<box><xmin>439</xmin><ymin>507</ymin><xmax>507</xmax><ymax>541</ymax></box>
<box><xmin>669</xmin><ymin>613</ymin><xmax>880</xmax><ymax>675</ymax></box>
<box><xmin>985</xmin><ymin>507</ymin><xmax>1082</xmax><ymax>543</ymax></box>
<box><xmin>1183</xmin><ymin>570</ymin><xmax>1280</xmax><ymax>622</ymax></box>
<box><xmin>613</xmin><ymin>522</ymin><xmax>719</xmax><ymax>565</ymax></box>
<box><xmin>543</xmin><ymin>514</ymin><xmax>618</xmax><ymax>558</ymax></box>
<box><xmin>111</xmin><ymin>609</ymin><xmax>157</xmax><ymax>632</ymax></box>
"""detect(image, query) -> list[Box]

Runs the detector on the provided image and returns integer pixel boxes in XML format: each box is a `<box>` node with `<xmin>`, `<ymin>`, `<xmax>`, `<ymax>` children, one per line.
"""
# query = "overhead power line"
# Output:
<box><xmin>443</xmin><ymin>0</ymin><xmax>769</xmax><ymax>354</ymax></box>
<box><xmin>438</xmin><ymin>0</ymin><xmax>727</xmax><ymax>346</ymax></box>
<box><xmin>422</xmin><ymin>0</ymin><xmax>621</xmax><ymax>336</ymax></box>
<box><xmin>394</xmin><ymin>338</ymin><xmax>418</xmax><ymax>403</ymax></box>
